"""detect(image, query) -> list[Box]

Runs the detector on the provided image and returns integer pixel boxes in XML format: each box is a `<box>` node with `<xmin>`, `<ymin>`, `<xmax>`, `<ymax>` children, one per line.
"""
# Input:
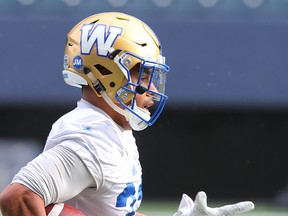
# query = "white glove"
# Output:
<box><xmin>173</xmin><ymin>191</ymin><xmax>255</xmax><ymax>216</ymax></box>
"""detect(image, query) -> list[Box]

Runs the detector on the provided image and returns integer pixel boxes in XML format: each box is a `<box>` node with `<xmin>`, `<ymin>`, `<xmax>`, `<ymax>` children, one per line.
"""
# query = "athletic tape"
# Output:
<box><xmin>47</xmin><ymin>203</ymin><xmax>64</xmax><ymax>216</ymax></box>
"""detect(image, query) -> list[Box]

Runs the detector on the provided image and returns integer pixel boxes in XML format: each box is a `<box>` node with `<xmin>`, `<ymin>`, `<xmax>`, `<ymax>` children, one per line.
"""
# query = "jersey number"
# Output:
<box><xmin>116</xmin><ymin>183</ymin><xmax>142</xmax><ymax>216</ymax></box>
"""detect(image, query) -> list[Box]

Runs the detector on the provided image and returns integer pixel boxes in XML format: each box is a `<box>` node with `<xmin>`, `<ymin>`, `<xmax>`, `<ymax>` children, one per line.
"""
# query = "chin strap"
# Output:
<box><xmin>101</xmin><ymin>90</ymin><xmax>149</xmax><ymax>131</ymax></box>
<box><xmin>91</xmin><ymin>77</ymin><xmax>149</xmax><ymax>131</ymax></box>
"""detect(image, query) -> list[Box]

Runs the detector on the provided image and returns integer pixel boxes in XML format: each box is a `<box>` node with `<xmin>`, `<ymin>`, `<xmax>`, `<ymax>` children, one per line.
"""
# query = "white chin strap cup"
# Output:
<box><xmin>127</xmin><ymin>105</ymin><xmax>151</xmax><ymax>131</ymax></box>
<box><xmin>101</xmin><ymin>91</ymin><xmax>150</xmax><ymax>131</ymax></box>
<box><xmin>127</xmin><ymin>115</ymin><xmax>149</xmax><ymax>131</ymax></box>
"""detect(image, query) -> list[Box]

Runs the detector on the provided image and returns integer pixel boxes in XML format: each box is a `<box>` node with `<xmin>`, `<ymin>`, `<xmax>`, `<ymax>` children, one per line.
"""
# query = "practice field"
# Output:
<box><xmin>0</xmin><ymin>200</ymin><xmax>287</xmax><ymax>215</ymax></box>
<box><xmin>138</xmin><ymin>200</ymin><xmax>288</xmax><ymax>216</ymax></box>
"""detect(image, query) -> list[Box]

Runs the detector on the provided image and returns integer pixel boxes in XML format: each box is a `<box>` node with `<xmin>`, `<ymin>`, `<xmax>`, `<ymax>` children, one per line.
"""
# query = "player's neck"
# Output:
<box><xmin>82</xmin><ymin>86</ymin><xmax>132</xmax><ymax>130</ymax></box>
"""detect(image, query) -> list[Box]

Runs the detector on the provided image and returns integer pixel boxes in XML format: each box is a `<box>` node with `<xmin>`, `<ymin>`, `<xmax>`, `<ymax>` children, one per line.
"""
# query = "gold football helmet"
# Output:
<box><xmin>62</xmin><ymin>12</ymin><xmax>169</xmax><ymax>130</ymax></box>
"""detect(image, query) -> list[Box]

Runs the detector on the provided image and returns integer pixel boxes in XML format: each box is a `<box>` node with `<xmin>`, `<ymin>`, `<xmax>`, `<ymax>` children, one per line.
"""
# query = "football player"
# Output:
<box><xmin>0</xmin><ymin>12</ymin><xmax>254</xmax><ymax>216</ymax></box>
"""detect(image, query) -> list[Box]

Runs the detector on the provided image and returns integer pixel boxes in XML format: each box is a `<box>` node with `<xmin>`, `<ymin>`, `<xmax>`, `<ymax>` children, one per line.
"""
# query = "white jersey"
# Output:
<box><xmin>12</xmin><ymin>99</ymin><xmax>143</xmax><ymax>216</ymax></box>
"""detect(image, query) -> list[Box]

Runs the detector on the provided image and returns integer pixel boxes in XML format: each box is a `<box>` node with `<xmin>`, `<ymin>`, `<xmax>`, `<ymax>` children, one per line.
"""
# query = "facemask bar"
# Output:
<box><xmin>114</xmin><ymin>51</ymin><xmax>170</xmax><ymax>126</ymax></box>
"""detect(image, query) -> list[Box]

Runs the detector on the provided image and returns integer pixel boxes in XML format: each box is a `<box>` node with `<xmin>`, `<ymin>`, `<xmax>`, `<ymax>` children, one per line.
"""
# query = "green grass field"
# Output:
<box><xmin>138</xmin><ymin>200</ymin><xmax>288</xmax><ymax>216</ymax></box>
<box><xmin>0</xmin><ymin>200</ymin><xmax>287</xmax><ymax>215</ymax></box>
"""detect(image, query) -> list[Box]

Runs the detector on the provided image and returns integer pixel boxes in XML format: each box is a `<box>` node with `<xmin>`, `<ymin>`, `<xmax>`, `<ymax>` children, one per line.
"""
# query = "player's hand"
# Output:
<box><xmin>173</xmin><ymin>191</ymin><xmax>255</xmax><ymax>216</ymax></box>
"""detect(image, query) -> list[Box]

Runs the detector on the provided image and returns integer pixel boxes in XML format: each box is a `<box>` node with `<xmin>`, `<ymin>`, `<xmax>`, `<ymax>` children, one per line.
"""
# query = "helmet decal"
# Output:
<box><xmin>80</xmin><ymin>24</ymin><xmax>123</xmax><ymax>57</ymax></box>
<box><xmin>73</xmin><ymin>56</ymin><xmax>83</xmax><ymax>69</ymax></box>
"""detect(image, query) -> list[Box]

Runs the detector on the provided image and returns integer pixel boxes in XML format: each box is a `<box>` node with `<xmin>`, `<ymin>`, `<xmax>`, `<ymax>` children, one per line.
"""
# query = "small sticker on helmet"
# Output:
<box><xmin>73</xmin><ymin>56</ymin><xmax>83</xmax><ymax>69</ymax></box>
<box><xmin>63</xmin><ymin>54</ymin><xmax>69</xmax><ymax>69</ymax></box>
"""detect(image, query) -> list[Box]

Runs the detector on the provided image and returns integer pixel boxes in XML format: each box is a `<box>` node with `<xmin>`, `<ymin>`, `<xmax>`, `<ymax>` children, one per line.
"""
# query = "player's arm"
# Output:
<box><xmin>0</xmin><ymin>183</ymin><xmax>46</xmax><ymax>216</ymax></box>
<box><xmin>173</xmin><ymin>191</ymin><xmax>255</xmax><ymax>216</ymax></box>
<box><xmin>0</xmin><ymin>143</ymin><xmax>95</xmax><ymax>216</ymax></box>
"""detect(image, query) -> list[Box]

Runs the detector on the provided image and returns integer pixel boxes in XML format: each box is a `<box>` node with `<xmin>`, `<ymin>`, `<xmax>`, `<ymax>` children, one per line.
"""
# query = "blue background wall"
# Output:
<box><xmin>1</xmin><ymin>0</ymin><xmax>288</xmax><ymax>108</ymax></box>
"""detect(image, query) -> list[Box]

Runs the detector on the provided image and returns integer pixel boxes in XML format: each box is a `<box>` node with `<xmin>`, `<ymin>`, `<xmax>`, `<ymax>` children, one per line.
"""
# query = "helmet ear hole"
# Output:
<box><xmin>95</xmin><ymin>64</ymin><xmax>113</xmax><ymax>75</ymax></box>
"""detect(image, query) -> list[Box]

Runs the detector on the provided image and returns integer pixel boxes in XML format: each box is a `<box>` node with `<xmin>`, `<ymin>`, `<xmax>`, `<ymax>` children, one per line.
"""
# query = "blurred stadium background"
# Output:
<box><xmin>1</xmin><ymin>0</ymin><xmax>288</xmax><ymax>214</ymax></box>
